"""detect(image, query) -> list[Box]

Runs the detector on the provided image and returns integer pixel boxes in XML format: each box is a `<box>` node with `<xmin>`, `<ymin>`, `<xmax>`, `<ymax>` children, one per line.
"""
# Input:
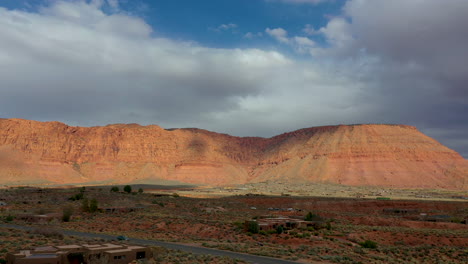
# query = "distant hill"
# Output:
<box><xmin>0</xmin><ymin>119</ymin><xmax>466</xmax><ymax>189</ymax></box>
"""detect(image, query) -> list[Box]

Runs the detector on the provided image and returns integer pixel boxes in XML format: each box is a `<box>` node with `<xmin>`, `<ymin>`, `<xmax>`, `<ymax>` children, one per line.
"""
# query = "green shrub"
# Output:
<box><xmin>124</xmin><ymin>185</ymin><xmax>132</xmax><ymax>193</ymax></box>
<box><xmin>62</xmin><ymin>206</ymin><xmax>73</xmax><ymax>222</ymax></box>
<box><xmin>81</xmin><ymin>198</ymin><xmax>90</xmax><ymax>212</ymax></box>
<box><xmin>110</xmin><ymin>186</ymin><xmax>119</xmax><ymax>192</ymax></box>
<box><xmin>89</xmin><ymin>198</ymin><xmax>98</xmax><ymax>213</ymax></box>
<box><xmin>247</xmin><ymin>221</ymin><xmax>259</xmax><ymax>234</ymax></box>
<box><xmin>68</xmin><ymin>192</ymin><xmax>84</xmax><ymax>201</ymax></box>
<box><xmin>5</xmin><ymin>215</ymin><xmax>14</xmax><ymax>222</ymax></box>
<box><xmin>138</xmin><ymin>188</ymin><xmax>143</xmax><ymax>193</ymax></box>
<box><xmin>276</xmin><ymin>225</ymin><xmax>284</xmax><ymax>234</ymax></box>
<box><xmin>305</xmin><ymin>212</ymin><xmax>322</xmax><ymax>221</ymax></box>
<box><xmin>360</xmin><ymin>240</ymin><xmax>378</xmax><ymax>249</ymax></box>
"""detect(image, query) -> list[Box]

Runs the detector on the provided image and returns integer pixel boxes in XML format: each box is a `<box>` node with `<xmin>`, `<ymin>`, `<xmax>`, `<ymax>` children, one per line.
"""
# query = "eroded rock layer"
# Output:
<box><xmin>0</xmin><ymin>118</ymin><xmax>466</xmax><ymax>189</ymax></box>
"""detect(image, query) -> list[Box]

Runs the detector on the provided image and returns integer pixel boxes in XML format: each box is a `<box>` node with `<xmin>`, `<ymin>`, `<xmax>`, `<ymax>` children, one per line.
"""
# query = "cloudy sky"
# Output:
<box><xmin>0</xmin><ymin>0</ymin><xmax>467</xmax><ymax>157</ymax></box>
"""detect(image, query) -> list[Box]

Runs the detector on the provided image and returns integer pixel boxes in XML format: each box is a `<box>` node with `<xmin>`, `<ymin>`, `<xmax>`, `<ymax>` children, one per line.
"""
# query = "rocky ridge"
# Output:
<box><xmin>0</xmin><ymin>118</ymin><xmax>466</xmax><ymax>189</ymax></box>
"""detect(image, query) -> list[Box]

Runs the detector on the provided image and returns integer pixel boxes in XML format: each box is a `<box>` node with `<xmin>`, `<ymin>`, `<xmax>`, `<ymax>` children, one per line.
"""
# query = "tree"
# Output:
<box><xmin>138</xmin><ymin>188</ymin><xmax>143</xmax><ymax>193</ymax></box>
<box><xmin>123</xmin><ymin>185</ymin><xmax>132</xmax><ymax>193</ymax></box>
<box><xmin>247</xmin><ymin>221</ymin><xmax>259</xmax><ymax>234</ymax></box>
<box><xmin>305</xmin><ymin>212</ymin><xmax>321</xmax><ymax>221</ymax></box>
<box><xmin>276</xmin><ymin>225</ymin><xmax>284</xmax><ymax>234</ymax></box>
<box><xmin>89</xmin><ymin>198</ymin><xmax>98</xmax><ymax>213</ymax></box>
<box><xmin>110</xmin><ymin>186</ymin><xmax>119</xmax><ymax>192</ymax></box>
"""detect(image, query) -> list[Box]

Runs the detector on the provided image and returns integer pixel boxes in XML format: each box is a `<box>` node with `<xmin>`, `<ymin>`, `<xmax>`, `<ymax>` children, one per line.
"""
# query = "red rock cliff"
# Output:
<box><xmin>0</xmin><ymin>119</ymin><xmax>466</xmax><ymax>189</ymax></box>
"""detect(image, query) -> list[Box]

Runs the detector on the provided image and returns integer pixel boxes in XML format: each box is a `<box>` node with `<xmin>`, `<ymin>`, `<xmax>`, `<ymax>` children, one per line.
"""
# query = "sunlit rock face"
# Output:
<box><xmin>0</xmin><ymin>119</ymin><xmax>466</xmax><ymax>189</ymax></box>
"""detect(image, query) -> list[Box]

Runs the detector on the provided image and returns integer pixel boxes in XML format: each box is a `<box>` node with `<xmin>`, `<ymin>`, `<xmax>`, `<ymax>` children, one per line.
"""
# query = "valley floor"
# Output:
<box><xmin>0</xmin><ymin>185</ymin><xmax>467</xmax><ymax>263</ymax></box>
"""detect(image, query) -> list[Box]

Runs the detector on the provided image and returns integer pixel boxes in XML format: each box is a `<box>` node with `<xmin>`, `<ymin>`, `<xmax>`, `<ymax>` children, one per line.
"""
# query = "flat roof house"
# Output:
<box><xmin>6</xmin><ymin>243</ymin><xmax>152</xmax><ymax>264</ymax></box>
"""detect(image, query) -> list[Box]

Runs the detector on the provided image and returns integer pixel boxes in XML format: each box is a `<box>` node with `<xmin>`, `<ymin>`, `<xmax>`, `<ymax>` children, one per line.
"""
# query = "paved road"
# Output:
<box><xmin>0</xmin><ymin>224</ymin><xmax>301</xmax><ymax>264</ymax></box>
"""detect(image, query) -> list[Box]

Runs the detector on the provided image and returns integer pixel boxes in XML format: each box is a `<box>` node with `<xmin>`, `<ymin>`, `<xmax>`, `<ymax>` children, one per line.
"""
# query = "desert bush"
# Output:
<box><xmin>110</xmin><ymin>186</ymin><xmax>119</xmax><ymax>192</ymax></box>
<box><xmin>89</xmin><ymin>198</ymin><xmax>98</xmax><ymax>213</ymax></box>
<box><xmin>62</xmin><ymin>206</ymin><xmax>73</xmax><ymax>222</ymax></box>
<box><xmin>69</xmin><ymin>192</ymin><xmax>84</xmax><ymax>201</ymax></box>
<box><xmin>305</xmin><ymin>212</ymin><xmax>322</xmax><ymax>221</ymax></box>
<box><xmin>5</xmin><ymin>215</ymin><xmax>14</xmax><ymax>222</ymax></box>
<box><xmin>247</xmin><ymin>221</ymin><xmax>259</xmax><ymax>234</ymax></box>
<box><xmin>276</xmin><ymin>225</ymin><xmax>284</xmax><ymax>234</ymax></box>
<box><xmin>360</xmin><ymin>240</ymin><xmax>378</xmax><ymax>249</ymax></box>
<box><xmin>138</xmin><ymin>188</ymin><xmax>144</xmax><ymax>193</ymax></box>
<box><xmin>82</xmin><ymin>198</ymin><xmax>90</xmax><ymax>212</ymax></box>
<box><xmin>124</xmin><ymin>185</ymin><xmax>132</xmax><ymax>193</ymax></box>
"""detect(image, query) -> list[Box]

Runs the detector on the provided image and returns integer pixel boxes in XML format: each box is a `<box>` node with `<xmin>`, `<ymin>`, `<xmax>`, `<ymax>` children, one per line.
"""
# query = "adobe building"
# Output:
<box><xmin>6</xmin><ymin>243</ymin><xmax>152</xmax><ymax>264</ymax></box>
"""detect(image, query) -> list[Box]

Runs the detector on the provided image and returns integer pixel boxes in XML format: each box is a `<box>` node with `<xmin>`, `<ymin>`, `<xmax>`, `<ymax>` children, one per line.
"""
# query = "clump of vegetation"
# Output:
<box><xmin>124</xmin><ymin>185</ymin><xmax>132</xmax><ymax>193</ymax></box>
<box><xmin>5</xmin><ymin>215</ymin><xmax>14</xmax><ymax>222</ymax></box>
<box><xmin>81</xmin><ymin>198</ymin><xmax>89</xmax><ymax>212</ymax></box>
<box><xmin>138</xmin><ymin>188</ymin><xmax>144</xmax><ymax>193</ymax></box>
<box><xmin>276</xmin><ymin>225</ymin><xmax>284</xmax><ymax>234</ymax></box>
<box><xmin>89</xmin><ymin>198</ymin><xmax>98</xmax><ymax>213</ymax></box>
<box><xmin>68</xmin><ymin>192</ymin><xmax>84</xmax><ymax>201</ymax></box>
<box><xmin>62</xmin><ymin>206</ymin><xmax>73</xmax><ymax>222</ymax></box>
<box><xmin>305</xmin><ymin>212</ymin><xmax>322</xmax><ymax>221</ymax></box>
<box><xmin>110</xmin><ymin>186</ymin><xmax>119</xmax><ymax>192</ymax></box>
<box><xmin>82</xmin><ymin>198</ymin><xmax>98</xmax><ymax>213</ymax></box>
<box><xmin>69</xmin><ymin>187</ymin><xmax>86</xmax><ymax>201</ymax></box>
<box><xmin>246</xmin><ymin>221</ymin><xmax>259</xmax><ymax>234</ymax></box>
<box><xmin>360</xmin><ymin>240</ymin><xmax>378</xmax><ymax>249</ymax></box>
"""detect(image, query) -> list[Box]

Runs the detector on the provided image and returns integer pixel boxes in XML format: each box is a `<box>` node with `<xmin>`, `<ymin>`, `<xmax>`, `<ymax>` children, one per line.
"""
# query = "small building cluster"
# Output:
<box><xmin>6</xmin><ymin>243</ymin><xmax>152</xmax><ymax>264</ymax></box>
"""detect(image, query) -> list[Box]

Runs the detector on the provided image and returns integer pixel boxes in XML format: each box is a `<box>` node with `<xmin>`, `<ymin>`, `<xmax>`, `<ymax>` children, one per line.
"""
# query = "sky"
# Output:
<box><xmin>0</xmin><ymin>0</ymin><xmax>467</xmax><ymax>158</ymax></box>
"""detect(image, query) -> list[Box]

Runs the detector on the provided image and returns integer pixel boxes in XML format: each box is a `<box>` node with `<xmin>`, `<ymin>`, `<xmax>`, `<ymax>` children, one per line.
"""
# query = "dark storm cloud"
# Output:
<box><xmin>332</xmin><ymin>0</ymin><xmax>468</xmax><ymax>157</ymax></box>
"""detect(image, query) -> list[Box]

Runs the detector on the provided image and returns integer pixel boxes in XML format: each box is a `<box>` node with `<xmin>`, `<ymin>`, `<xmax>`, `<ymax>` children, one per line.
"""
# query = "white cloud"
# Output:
<box><xmin>0</xmin><ymin>0</ymin><xmax>466</xmax><ymax>157</ymax></box>
<box><xmin>211</xmin><ymin>23</ymin><xmax>238</xmax><ymax>32</ymax></box>
<box><xmin>2</xmin><ymin>1</ymin><xmax>358</xmax><ymax>135</ymax></box>
<box><xmin>302</xmin><ymin>24</ymin><xmax>317</xmax><ymax>35</ymax></box>
<box><xmin>265</xmin><ymin>27</ymin><xmax>315</xmax><ymax>53</ymax></box>
<box><xmin>107</xmin><ymin>0</ymin><xmax>119</xmax><ymax>10</ymax></box>
<box><xmin>243</xmin><ymin>32</ymin><xmax>263</xmax><ymax>39</ymax></box>
<box><xmin>265</xmin><ymin>27</ymin><xmax>289</xmax><ymax>43</ymax></box>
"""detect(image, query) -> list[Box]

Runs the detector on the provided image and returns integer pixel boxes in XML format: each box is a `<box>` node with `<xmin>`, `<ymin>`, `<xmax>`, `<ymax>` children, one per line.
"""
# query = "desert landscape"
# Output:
<box><xmin>0</xmin><ymin>119</ymin><xmax>467</xmax><ymax>264</ymax></box>
<box><xmin>0</xmin><ymin>185</ymin><xmax>467</xmax><ymax>263</ymax></box>
<box><xmin>2</xmin><ymin>0</ymin><xmax>468</xmax><ymax>263</ymax></box>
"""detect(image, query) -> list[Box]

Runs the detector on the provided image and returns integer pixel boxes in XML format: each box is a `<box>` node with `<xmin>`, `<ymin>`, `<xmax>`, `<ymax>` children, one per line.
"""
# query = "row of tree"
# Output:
<box><xmin>110</xmin><ymin>185</ymin><xmax>143</xmax><ymax>193</ymax></box>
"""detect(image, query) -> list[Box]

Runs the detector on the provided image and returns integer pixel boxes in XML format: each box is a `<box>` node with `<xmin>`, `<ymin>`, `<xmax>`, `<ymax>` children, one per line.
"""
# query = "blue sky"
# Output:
<box><xmin>2</xmin><ymin>0</ymin><xmax>339</xmax><ymax>49</ymax></box>
<box><xmin>0</xmin><ymin>0</ymin><xmax>467</xmax><ymax>158</ymax></box>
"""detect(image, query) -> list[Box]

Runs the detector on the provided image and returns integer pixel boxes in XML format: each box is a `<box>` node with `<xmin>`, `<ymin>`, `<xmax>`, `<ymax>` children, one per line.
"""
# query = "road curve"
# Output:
<box><xmin>0</xmin><ymin>224</ymin><xmax>302</xmax><ymax>264</ymax></box>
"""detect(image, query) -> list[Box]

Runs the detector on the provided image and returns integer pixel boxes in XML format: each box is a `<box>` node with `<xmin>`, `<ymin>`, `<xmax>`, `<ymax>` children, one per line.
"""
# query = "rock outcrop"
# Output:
<box><xmin>0</xmin><ymin>118</ymin><xmax>466</xmax><ymax>189</ymax></box>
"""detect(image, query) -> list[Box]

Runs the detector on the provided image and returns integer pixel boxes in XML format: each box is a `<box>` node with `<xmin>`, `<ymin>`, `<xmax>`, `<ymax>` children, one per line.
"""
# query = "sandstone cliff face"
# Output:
<box><xmin>0</xmin><ymin>118</ymin><xmax>466</xmax><ymax>189</ymax></box>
